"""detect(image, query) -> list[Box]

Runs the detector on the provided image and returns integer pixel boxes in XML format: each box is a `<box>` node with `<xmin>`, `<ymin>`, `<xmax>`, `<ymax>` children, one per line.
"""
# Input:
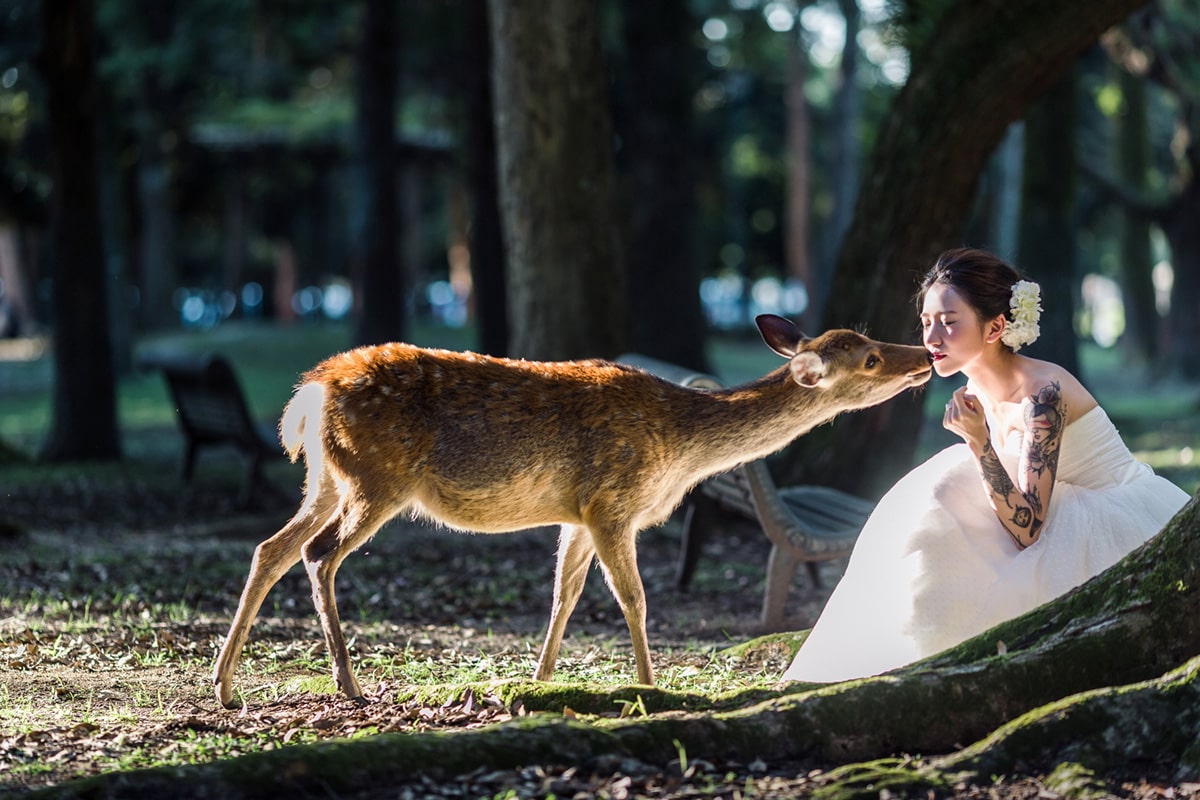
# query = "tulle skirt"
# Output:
<box><xmin>781</xmin><ymin>434</ymin><xmax>1188</xmax><ymax>683</ymax></box>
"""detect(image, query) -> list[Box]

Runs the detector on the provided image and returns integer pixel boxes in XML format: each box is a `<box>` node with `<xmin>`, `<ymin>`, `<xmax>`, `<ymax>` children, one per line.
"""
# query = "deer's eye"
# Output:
<box><xmin>865</xmin><ymin>354</ymin><xmax>879</xmax><ymax>369</ymax></box>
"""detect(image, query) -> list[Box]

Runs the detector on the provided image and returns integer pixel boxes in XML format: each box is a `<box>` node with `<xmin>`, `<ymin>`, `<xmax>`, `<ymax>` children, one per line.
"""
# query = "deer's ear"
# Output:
<box><xmin>789</xmin><ymin>352</ymin><xmax>826</xmax><ymax>387</ymax></box>
<box><xmin>756</xmin><ymin>314</ymin><xmax>808</xmax><ymax>358</ymax></box>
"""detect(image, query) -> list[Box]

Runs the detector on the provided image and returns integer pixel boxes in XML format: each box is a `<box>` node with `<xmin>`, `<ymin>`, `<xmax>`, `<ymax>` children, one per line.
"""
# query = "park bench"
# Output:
<box><xmin>618</xmin><ymin>353</ymin><xmax>875</xmax><ymax>630</ymax></box>
<box><xmin>138</xmin><ymin>352</ymin><xmax>285</xmax><ymax>507</ymax></box>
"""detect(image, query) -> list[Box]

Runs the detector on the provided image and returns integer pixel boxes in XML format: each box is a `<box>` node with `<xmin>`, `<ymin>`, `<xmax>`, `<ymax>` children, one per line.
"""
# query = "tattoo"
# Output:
<box><xmin>976</xmin><ymin>381</ymin><xmax>1067</xmax><ymax>549</ymax></box>
<box><xmin>1023</xmin><ymin>382</ymin><xmax>1065</xmax><ymax>488</ymax></box>
<box><xmin>1010</xmin><ymin>506</ymin><xmax>1032</xmax><ymax>529</ymax></box>
<box><xmin>979</xmin><ymin>439</ymin><xmax>1016</xmax><ymax>503</ymax></box>
<box><xmin>1025</xmin><ymin>484</ymin><xmax>1044</xmax><ymax>518</ymax></box>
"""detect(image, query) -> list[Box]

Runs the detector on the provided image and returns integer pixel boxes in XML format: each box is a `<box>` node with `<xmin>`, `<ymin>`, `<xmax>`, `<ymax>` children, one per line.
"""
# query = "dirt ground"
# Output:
<box><xmin>2</xmin><ymin>464</ymin><xmax>1197</xmax><ymax>799</ymax></box>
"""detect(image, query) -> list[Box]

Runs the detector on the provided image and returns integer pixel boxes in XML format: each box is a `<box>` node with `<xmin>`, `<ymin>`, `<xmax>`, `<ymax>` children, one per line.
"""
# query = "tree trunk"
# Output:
<box><xmin>351</xmin><ymin>0</ymin><xmax>402</xmax><ymax>347</ymax></box>
<box><xmin>777</xmin><ymin>0</ymin><xmax>1152</xmax><ymax>497</ymax></box>
<box><xmin>784</xmin><ymin>29</ymin><xmax>813</xmax><ymax>333</ymax></box>
<box><xmin>488</xmin><ymin>0</ymin><xmax>629</xmax><ymax>360</ymax></box>
<box><xmin>1018</xmin><ymin>71</ymin><xmax>1081</xmax><ymax>376</ymax></box>
<box><xmin>128</xmin><ymin>2</ymin><xmax>179</xmax><ymax>334</ymax></box>
<box><xmin>96</xmin><ymin>96</ymin><xmax>133</xmax><ymax>375</ymax></box>
<box><xmin>0</xmin><ymin>226</ymin><xmax>33</xmax><ymax>336</ymax></box>
<box><xmin>58</xmin><ymin>495</ymin><xmax>1200</xmax><ymax>797</ymax></box>
<box><xmin>136</xmin><ymin>149</ymin><xmax>176</xmax><ymax>331</ymax></box>
<box><xmin>1165</xmin><ymin>168</ymin><xmax>1200</xmax><ymax>377</ymax></box>
<box><xmin>989</xmin><ymin>122</ymin><xmax>1024</xmax><ymax>257</ymax></box>
<box><xmin>221</xmin><ymin>171</ymin><xmax>247</xmax><ymax>301</ymax></box>
<box><xmin>463</xmin><ymin>1</ymin><xmax>508</xmax><ymax>357</ymax></box>
<box><xmin>814</xmin><ymin>0</ymin><xmax>862</xmax><ymax>328</ymax></box>
<box><xmin>620</xmin><ymin>0</ymin><xmax>707</xmax><ymax>371</ymax></box>
<box><xmin>1116</xmin><ymin>64</ymin><xmax>1159</xmax><ymax>364</ymax></box>
<box><xmin>37</xmin><ymin>0</ymin><xmax>121</xmax><ymax>463</ymax></box>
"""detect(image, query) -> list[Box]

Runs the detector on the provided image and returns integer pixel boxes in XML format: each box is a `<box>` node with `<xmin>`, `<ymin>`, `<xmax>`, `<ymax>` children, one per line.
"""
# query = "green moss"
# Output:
<box><xmin>279</xmin><ymin>675</ymin><xmax>338</xmax><ymax>697</ymax></box>
<box><xmin>389</xmin><ymin>678</ymin><xmax>785</xmax><ymax>718</ymax></box>
<box><xmin>718</xmin><ymin>630</ymin><xmax>809</xmax><ymax>661</ymax></box>
<box><xmin>811</xmin><ymin>758</ymin><xmax>952</xmax><ymax>800</ymax></box>
<box><xmin>1043</xmin><ymin>762</ymin><xmax>1111</xmax><ymax>799</ymax></box>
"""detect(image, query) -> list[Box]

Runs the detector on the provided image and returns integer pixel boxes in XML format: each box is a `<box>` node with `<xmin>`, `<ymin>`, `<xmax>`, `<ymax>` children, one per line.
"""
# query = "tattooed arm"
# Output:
<box><xmin>975</xmin><ymin>383</ymin><xmax>1066</xmax><ymax>549</ymax></box>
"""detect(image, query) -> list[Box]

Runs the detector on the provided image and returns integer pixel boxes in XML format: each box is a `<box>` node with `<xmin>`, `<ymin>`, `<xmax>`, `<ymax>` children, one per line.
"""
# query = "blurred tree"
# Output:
<box><xmin>488</xmin><ymin>0</ymin><xmax>628</xmax><ymax>359</ymax></box>
<box><xmin>95</xmin><ymin>0</ymin><xmax>255</xmax><ymax>331</ymax></box>
<box><xmin>37</xmin><ymin>0</ymin><xmax>120</xmax><ymax>461</ymax></box>
<box><xmin>130</xmin><ymin>3</ymin><xmax>180</xmax><ymax>331</ymax></box>
<box><xmin>462</xmin><ymin>1</ymin><xmax>508</xmax><ymax>356</ymax></box>
<box><xmin>351</xmin><ymin>0</ymin><xmax>401</xmax><ymax>347</ymax></box>
<box><xmin>1115</xmin><ymin>54</ymin><xmax>1159</xmax><ymax>363</ymax></box>
<box><xmin>1141</xmin><ymin>0</ymin><xmax>1200</xmax><ymax>379</ymax></box>
<box><xmin>1083</xmin><ymin>3</ymin><xmax>1200</xmax><ymax>378</ymax></box>
<box><xmin>619</xmin><ymin>0</ymin><xmax>707</xmax><ymax>370</ymax></box>
<box><xmin>784</xmin><ymin>20</ymin><xmax>812</xmax><ymax>332</ymax></box>
<box><xmin>777</xmin><ymin>0</ymin><xmax>1152</xmax><ymax>498</ymax></box>
<box><xmin>812</xmin><ymin>0</ymin><xmax>863</xmax><ymax>330</ymax></box>
<box><xmin>1017</xmin><ymin>71</ymin><xmax>1082</xmax><ymax>377</ymax></box>
<box><xmin>0</xmin><ymin>5</ymin><xmax>45</xmax><ymax>337</ymax></box>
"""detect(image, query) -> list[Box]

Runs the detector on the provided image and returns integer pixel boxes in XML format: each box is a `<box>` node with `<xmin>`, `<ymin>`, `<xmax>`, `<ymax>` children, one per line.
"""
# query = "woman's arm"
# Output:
<box><xmin>975</xmin><ymin>382</ymin><xmax>1066</xmax><ymax>549</ymax></box>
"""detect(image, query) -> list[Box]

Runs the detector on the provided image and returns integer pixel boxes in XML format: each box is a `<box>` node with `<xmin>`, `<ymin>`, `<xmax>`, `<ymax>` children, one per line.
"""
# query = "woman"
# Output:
<box><xmin>781</xmin><ymin>247</ymin><xmax>1189</xmax><ymax>683</ymax></box>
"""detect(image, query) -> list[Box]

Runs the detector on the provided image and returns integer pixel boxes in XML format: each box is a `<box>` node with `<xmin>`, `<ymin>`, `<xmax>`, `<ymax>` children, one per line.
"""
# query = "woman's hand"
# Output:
<box><xmin>943</xmin><ymin>386</ymin><xmax>989</xmax><ymax>453</ymax></box>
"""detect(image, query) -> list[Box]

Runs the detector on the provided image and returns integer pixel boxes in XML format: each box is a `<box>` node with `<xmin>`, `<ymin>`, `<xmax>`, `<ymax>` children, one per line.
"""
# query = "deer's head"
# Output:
<box><xmin>756</xmin><ymin>314</ymin><xmax>933</xmax><ymax>406</ymax></box>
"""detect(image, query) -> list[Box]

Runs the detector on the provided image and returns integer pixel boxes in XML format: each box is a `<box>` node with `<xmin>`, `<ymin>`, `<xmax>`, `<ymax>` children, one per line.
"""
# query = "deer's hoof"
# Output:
<box><xmin>214</xmin><ymin>681</ymin><xmax>238</xmax><ymax>710</ymax></box>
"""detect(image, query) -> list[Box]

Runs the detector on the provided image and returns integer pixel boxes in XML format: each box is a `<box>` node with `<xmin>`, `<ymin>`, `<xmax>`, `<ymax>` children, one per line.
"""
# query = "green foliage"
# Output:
<box><xmin>882</xmin><ymin>0</ymin><xmax>956</xmax><ymax>52</ymax></box>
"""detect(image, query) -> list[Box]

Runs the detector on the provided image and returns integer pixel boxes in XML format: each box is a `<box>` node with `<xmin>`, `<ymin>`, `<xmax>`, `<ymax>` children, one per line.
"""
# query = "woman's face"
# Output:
<box><xmin>920</xmin><ymin>283</ymin><xmax>989</xmax><ymax>377</ymax></box>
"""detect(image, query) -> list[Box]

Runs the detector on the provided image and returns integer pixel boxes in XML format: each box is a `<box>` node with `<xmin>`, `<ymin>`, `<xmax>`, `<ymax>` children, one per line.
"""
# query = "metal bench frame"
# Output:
<box><xmin>618</xmin><ymin>354</ymin><xmax>873</xmax><ymax>630</ymax></box>
<box><xmin>139</xmin><ymin>352</ymin><xmax>284</xmax><ymax>507</ymax></box>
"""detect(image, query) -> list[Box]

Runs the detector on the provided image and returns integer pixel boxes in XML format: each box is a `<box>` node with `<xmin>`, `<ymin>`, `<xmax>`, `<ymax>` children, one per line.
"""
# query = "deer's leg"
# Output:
<box><xmin>533</xmin><ymin>524</ymin><xmax>596</xmax><ymax>681</ymax></box>
<box><xmin>591</xmin><ymin>525</ymin><xmax>654</xmax><ymax>686</ymax></box>
<box><xmin>213</xmin><ymin>475</ymin><xmax>340</xmax><ymax>708</ymax></box>
<box><xmin>302</xmin><ymin>492</ymin><xmax>395</xmax><ymax>703</ymax></box>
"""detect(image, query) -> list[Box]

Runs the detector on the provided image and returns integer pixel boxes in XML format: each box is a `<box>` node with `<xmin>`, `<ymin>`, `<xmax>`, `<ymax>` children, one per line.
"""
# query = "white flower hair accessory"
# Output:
<box><xmin>1001</xmin><ymin>280</ymin><xmax>1042</xmax><ymax>351</ymax></box>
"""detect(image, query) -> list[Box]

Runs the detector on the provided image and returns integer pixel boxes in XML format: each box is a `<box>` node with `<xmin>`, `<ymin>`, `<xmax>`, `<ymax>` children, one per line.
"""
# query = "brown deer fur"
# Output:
<box><xmin>212</xmin><ymin>314</ymin><xmax>932</xmax><ymax>706</ymax></box>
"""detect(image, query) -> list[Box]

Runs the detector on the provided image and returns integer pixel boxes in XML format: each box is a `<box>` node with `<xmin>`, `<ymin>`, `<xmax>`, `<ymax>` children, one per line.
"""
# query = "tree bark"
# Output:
<box><xmin>351</xmin><ymin>0</ymin><xmax>402</xmax><ymax>347</ymax></box>
<box><xmin>620</xmin><ymin>0</ymin><xmax>707</xmax><ymax>371</ymax></box>
<box><xmin>488</xmin><ymin>0</ymin><xmax>629</xmax><ymax>360</ymax></box>
<box><xmin>777</xmin><ymin>0</ymin><xmax>1152</xmax><ymax>497</ymax></box>
<box><xmin>37</xmin><ymin>0</ymin><xmax>121</xmax><ymax>463</ymax></box>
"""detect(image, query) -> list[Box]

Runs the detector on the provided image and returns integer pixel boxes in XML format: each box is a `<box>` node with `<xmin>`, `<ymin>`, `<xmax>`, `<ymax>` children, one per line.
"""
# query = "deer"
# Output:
<box><xmin>212</xmin><ymin>314</ymin><xmax>932</xmax><ymax>707</ymax></box>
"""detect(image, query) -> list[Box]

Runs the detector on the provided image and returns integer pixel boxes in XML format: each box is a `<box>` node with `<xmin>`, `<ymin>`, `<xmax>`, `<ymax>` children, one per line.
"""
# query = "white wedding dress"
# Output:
<box><xmin>781</xmin><ymin>397</ymin><xmax>1189</xmax><ymax>683</ymax></box>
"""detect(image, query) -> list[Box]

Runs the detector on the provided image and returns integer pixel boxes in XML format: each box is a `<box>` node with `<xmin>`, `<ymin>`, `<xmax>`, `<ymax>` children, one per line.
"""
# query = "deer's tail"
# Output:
<box><xmin>279</xmin><ymin>382</ymin><xmax>329</xmax><ymax>497</ymax></box>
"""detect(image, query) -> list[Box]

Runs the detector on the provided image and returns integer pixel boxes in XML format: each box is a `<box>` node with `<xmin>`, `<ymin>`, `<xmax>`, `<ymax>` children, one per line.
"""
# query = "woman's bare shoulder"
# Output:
<box><xmin>1019</xmin><ymin>359</ymin><xmax>1097</xmax><ymax>422</ymax></box>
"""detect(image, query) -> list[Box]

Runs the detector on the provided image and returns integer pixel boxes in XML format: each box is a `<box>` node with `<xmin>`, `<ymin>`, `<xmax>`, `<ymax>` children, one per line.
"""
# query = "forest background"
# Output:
<box><xmin>3</xmin><ymin>0</ymin><xmax>1200</xmax><ymax>797</ymax></box>
<box><xmin>2</xmin><ymin>0</ymin><xmax>1199</xmax><ymax>493</ymax></box>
